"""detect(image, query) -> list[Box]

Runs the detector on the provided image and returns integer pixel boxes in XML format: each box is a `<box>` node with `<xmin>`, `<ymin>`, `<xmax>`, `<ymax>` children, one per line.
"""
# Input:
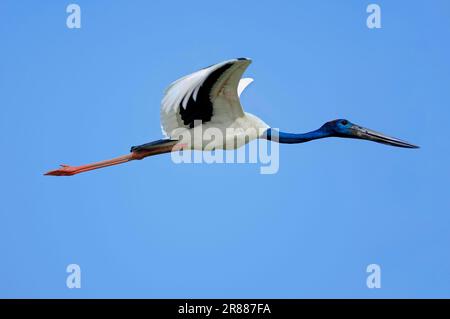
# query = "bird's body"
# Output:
<box><xmin>45</xmin><ymin>58</ymin><xmax>418</xmax><ymax>176</ymax></box>
<box><xmin>162</xmin><ymin>112</ymin><xmax>268</xmax><ymax>151</ymax></box>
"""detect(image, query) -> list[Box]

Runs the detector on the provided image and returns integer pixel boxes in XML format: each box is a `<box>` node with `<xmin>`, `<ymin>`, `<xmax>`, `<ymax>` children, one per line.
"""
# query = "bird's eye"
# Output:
<box><xmin>341</xmin><ymin>120</ymin><xmax>348</xmax><ymax>126</ymax></box>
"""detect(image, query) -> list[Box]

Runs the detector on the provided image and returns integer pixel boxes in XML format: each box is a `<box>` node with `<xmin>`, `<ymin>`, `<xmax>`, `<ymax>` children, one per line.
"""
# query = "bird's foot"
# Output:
<box><xmin>44</xmin><ymin>164</ymin><xmax>79</xmax><ymax>176</ymax></box>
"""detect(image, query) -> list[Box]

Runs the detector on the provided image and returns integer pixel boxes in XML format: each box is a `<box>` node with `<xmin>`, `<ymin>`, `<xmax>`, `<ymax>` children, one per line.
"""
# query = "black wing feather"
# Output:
<box><xmin>179</xmin><ymin>62</ymin><xmax>234</xmax><ymax>128</ymax></box>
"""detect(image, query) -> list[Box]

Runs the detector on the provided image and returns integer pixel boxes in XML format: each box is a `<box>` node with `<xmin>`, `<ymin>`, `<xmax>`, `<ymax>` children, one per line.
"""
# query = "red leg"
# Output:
<box><xmin>44</xmin><ymin>142</ymin><xmax>185</xmax><ymax>176</ymax></box>
<box><xmin>44</xmin><ymin>153</ymin><xmax>138</xmax><ymax>176</ymax></box>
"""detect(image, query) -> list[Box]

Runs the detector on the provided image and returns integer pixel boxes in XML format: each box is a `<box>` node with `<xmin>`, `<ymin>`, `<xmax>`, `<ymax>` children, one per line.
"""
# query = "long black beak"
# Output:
<box><xmin>349</xmin><ymin>124</ymin><xmax>419</xmax><ymax>149</ymax></box>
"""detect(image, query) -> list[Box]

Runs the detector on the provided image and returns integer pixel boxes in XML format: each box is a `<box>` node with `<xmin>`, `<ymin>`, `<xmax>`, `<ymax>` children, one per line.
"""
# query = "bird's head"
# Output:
<box><xmin>320</xmin><ymin>119</ymin><xmax>419</xmax><ymax>148</ymax></box>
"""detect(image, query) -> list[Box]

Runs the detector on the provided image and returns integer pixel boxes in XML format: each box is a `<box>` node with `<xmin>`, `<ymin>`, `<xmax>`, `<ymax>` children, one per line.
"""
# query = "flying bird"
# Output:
<box><xmin>45</xmin><ymin>58</ymin><xmax>418</xmax><ymax>176</ymax></box>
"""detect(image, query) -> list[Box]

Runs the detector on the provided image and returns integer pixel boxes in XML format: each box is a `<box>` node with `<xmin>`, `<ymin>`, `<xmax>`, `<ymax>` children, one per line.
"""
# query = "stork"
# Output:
<box><xmin>44</xmin><ymin>58</ymin><xmax>418</xmax><ymax>176</ymax></box>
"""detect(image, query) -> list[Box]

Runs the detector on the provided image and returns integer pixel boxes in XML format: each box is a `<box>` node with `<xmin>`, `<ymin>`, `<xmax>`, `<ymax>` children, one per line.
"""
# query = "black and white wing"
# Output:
<box><xmin>160</xmin><ymin>58</ymin><xmax>253</xmax><ymax>138</ymax></box>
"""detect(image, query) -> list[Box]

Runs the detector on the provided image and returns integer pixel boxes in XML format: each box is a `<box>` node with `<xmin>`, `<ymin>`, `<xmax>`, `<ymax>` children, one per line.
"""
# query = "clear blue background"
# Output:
<box><xmin>1</xmin><ymin>0</ymin><xmax>449</xmax><ymax>298</ymax></box>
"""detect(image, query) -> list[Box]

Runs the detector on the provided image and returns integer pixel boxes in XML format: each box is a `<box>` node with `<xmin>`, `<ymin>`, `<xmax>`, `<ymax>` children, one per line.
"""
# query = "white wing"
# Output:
<box><xmin>160</xmin><ymin>58</ymin><xmax>252</xmax><ymax>138</ymax></box>
<box><xmin>237</xmin><ymin>78</ymin><xmax>254</xmax><ymax>97</ymax></box>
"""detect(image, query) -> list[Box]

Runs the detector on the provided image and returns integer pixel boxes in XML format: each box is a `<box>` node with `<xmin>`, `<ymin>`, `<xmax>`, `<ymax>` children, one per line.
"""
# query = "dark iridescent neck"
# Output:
<box><xmin>263</xmin><ymin>128</ymin><xmax>331</xmax><ymax>144</ymax></box>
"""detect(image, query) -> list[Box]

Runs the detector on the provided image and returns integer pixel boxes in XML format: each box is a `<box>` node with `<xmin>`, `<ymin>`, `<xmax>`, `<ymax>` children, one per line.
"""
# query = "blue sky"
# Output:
<box><xmin>1</xmin><ymin>0</ymin><xmax>450</xmax><ymax>298</ymax></box>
